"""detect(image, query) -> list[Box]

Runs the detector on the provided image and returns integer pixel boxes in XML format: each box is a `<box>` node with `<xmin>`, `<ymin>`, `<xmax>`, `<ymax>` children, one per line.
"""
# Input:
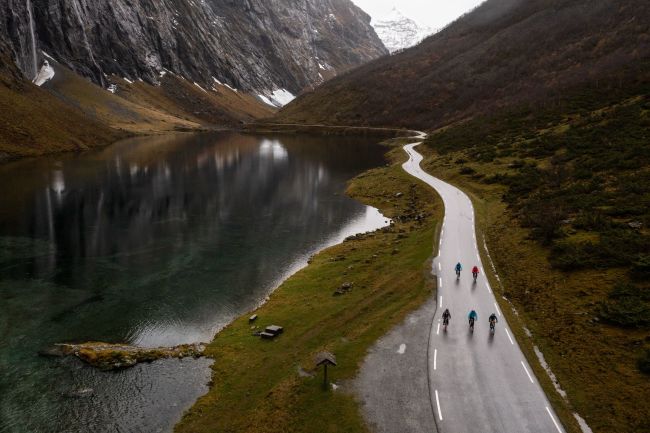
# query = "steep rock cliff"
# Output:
<box><xmin>0</xmin><ymin>0</ymin><xmax>386</xmax><ymax>96</ymax></box>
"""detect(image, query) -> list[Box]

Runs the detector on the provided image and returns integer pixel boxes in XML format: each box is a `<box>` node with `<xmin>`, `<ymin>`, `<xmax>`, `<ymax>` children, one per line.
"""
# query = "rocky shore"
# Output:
<box><xmin>41</xmin><ymin>342</ymin><xmax>206</xmax><ymax>371</ymax></box>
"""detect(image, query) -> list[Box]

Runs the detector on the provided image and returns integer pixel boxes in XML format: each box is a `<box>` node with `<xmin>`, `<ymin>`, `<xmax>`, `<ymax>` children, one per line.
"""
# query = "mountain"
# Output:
<box><xmin>0</xmin><ymin>0</ymin><xmax>386</xmax><ymax>102</ymax></box>
<box><xmin>0</xmin><ymin>0</ymin><xmax>387</xmax><ymax>158</ymax></box>
<box><xmin>371</xmin><ymin>8</ymin><xmax>434</xmax><ymax>53</ymax></box>
<box><xmin>275</xmin><ymin>0</ymin><xmax>650</xmax><ymax>129</ymax></box>
<box><xmin>0</xmin><ymin>41</ymin><xmax>125</xmax><ymax>160</ymax></box>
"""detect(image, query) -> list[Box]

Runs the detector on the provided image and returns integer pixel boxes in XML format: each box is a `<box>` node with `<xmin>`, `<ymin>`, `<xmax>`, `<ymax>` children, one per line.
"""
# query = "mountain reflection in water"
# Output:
<box><xmin>0</xmin><ymin>132</ymin><xmax>387</xmax><ymax>433</ymax></box>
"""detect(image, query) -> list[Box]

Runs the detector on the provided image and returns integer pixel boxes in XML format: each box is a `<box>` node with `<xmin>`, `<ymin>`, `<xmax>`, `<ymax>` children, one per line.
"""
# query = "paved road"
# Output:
<box><xmin>354</xmin><ymin>135</ymin><xmax>565</xmax><ymax>433</ymax></box>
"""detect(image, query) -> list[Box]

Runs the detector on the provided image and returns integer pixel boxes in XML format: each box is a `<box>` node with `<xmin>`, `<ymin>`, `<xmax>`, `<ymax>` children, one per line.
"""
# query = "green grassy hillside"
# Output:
<box><xmin>419</xmin><ymin>81</ymin><xmax>649</xmax><ymax>432</ymax></box>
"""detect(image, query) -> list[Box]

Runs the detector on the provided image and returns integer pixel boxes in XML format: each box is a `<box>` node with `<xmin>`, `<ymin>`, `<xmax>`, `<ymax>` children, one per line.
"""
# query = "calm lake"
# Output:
<box><xmin>0</xmin><ymin>132</ymin><xmax>387</xmax><ymax>433</ymax></box>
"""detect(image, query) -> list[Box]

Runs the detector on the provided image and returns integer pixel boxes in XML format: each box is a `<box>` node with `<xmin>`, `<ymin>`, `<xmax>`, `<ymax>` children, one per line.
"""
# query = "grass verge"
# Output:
<box><xmin>174</xmin><ymin>143</ymin><xmax>442</xmax><ymax>433</ymax></box>
<box><xmin>417</xmin><ymin>89</ymin><xmax>650</xmax><ymax>433</ymax></box>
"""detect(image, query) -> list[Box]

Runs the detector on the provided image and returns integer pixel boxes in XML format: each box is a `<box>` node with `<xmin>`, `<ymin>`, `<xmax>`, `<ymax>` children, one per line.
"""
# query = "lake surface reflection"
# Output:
<box><xmin>0</xmin><ymin>132</ymin><xmax>387</xmax><ymax>433</ymax></box>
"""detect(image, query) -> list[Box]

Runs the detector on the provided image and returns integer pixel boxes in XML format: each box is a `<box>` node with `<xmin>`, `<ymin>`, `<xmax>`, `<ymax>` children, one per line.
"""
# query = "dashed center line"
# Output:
<box><xmin>439</xmin><ymin>295</ymin><xmax>443</xmax><ymax>307</ymax></box>
<box><xmin>436</xmin><ymin>323</ymin><xmax>440</xmax><ymax>335</ymax></box>
<box><xmin>521</xmin><ymin>361</ymin><xmax>534</xmax><ymax>383</ymax></box>
<box><xmin>504</xmin><ymin>328</ymin><xmax>514</xmax><ymax>345</ymax></box>
<box><xmin>435</xmin><ymin>390</ymin><xmax>443</xmax><ymax>421</ymax></box>
<box><xmin>434</xmin><ymin>349</ymin><xmax>438</xmax><ymax>370</ymax></box>
<box><xmin>545</xmin><ymin>406</ymin><xmax>563</xmax><ymax>433</ymax></box>
<box><xmin>438</xmin><ymin>263</ymin><xmax>441</xmax><ymax>271</ymax></box>
<box><xmin>397</xmin><ymin>344</ymin><xmax>406</xmax><ymax>354</ymax></box>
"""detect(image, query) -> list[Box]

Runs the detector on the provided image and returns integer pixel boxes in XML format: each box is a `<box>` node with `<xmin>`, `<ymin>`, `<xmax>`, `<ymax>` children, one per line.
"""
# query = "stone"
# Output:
<box><xmin>265</xmin><ymin>325</ymin><xmax>284</xmax><ymax>336</ymax></box>
<box><xmin>43</xmin><ymin>342</ymin><xmax>206</xmax><ymax>371</ymax></box>
<box><xmin>334</xmin><ymin>282</ymin><xmax>353</xmax><ymax>296</ymax></box>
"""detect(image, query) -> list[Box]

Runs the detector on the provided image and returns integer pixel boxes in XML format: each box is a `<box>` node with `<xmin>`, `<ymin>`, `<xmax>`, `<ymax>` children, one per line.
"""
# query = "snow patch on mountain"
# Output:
<box><xmin>258</xmin><ymin>89</ymin><xmax>296</xmax><ymax>107</ymax></box>
<box><xmin>371</xmin><ymin>8</ymin><xmax>434</xmax><ymax>53</ymax></box>
<box><xmin>33</xmin><ymin>60</ymin><xmax>55</xmax><ymax>86</ymax></box>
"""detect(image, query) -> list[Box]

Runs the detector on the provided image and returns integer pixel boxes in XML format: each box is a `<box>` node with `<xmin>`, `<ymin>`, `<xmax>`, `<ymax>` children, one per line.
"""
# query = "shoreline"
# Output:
<box><xmin>1</xmin><ymin>123</ymin><xmax>416</xmax><ymax>165</ymax></box>
<box><xmin>174</xmin><ymin>136</ymin><xmax>443</xmax><ymax>433</ymax></box>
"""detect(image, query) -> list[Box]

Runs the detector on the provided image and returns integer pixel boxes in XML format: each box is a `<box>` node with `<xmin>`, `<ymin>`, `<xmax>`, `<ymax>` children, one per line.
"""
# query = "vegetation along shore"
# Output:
<box><xmin>174</xmin><ymin>140</ymin><xmax>443</xmax><ymax>433</ymax></box>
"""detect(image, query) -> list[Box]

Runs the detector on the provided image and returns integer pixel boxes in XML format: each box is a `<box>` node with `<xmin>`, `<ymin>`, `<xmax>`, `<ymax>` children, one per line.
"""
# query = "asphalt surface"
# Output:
<box><xmin>353</xmin><ymin>136</ymin><xmax>565</xmax><ymax>433</ymax></box>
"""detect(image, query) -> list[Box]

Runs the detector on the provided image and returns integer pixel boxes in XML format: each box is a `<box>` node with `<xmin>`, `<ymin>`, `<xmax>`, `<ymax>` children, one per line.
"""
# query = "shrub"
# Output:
<box><xmin>638</xmin><ymin>349</ymin><xmax>650</xmax><ymax>375</ymax></box>
<box><xmin>599</xmin><ymin>283</ymin><xmax>650</xmax><ymax>328</ymax></box>
<box><xmin>459</xmin><ymin>166</ymin><xmax>476</xmax><ymax>175</ymax></box>
<box><xmin>631</xmin><ymin>254</ymin><xmax>650</xmax><ymax>281</ymax></box>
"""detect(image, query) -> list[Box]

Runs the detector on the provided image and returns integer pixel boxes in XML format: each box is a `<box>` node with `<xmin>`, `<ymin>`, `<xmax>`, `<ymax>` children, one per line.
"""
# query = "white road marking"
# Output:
<box><xmin>476</xmin><ymin>252</ymin><xmax>480</xmax><ymax>261</ymax></box>
<box><xmin>434</xmin><ymin>349</ymin><xmax>438</xmax><ymax>370</ymax></box>
<box><xmin>436</xmin><ymin>323</ymin><xmax>440</xmax><ymax>335</ymax></box>
<box><xmin>435</xmin><ymin>390</ymin><xmax>443</xmax><ymax>421</ymax></box>
<box><xmin>441</xmin><ymin>229</ymin><xmax>444</xmax><ymax>237</ymax></box>
<box><xmin>521</xmin><ymin>361</ymin><xmax>534</xmax><ymax>383</ymax></box>
<box><xmin>545</xmin><ymin>406</ymin><xmax>563</xmax><ymax>433</ymax></box>
<box><xmin>438</xmin><ymin>277</ymin><xmax>442</xmax><ymax>288</ymax></box>
<box><xmin>486</xmin><ymin>283</ymin><xmax>492</xmax><ymax>293</ymax></box>
<box><xmin>397</xmin><ymin>344</ymin><xmax>406</xmax><ymax>354</ymax></box>
<box><xmin>504</xmin><ymin>328</ymin><xmax>514</xmax><ymax>345</ymax></box>
<box><xmin>494</xmin><ymin>303</ymin><xmax>502</xmax><ymax>316</ymax></box>
<box><xmin>439</xmin><ymin>296</ymin><xmax>442</xmax><ymax>307</ymax></box>
<box><xmin>438</xmin><ymin>263</ymin><xmax>441</xmax><ymax>271</ymax></box>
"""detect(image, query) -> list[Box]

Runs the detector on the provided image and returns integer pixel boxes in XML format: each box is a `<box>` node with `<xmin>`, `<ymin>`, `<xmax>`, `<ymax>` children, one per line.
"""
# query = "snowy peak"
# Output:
<box><xmin>372</xmin><ymin>8</ymin><xmax>434</xmax><ymax>53</ymax></box>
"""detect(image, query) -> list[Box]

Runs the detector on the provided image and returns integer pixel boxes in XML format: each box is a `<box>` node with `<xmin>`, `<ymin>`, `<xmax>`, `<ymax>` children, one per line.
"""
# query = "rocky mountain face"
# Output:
<box><xmin>0</xmin><ymin>0</ymin><xmax>386</xmax><ymax>98</ymax></box>
<box><xmin>372</xmin><ymin>8</ymin><xmax>434</xmax><ymax>53</ymax></box>
<box><xmin>276</xmin><ymin>0</ymin><xmax>650</xmax><ymax>128</ymax></box>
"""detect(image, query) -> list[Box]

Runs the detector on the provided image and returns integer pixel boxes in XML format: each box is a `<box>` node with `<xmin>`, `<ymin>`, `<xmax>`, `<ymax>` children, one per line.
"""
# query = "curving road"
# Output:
<box><xmin>354</xmin><ymin>134</ymin><xmax>566</xmax><ymax>433</ymax></box>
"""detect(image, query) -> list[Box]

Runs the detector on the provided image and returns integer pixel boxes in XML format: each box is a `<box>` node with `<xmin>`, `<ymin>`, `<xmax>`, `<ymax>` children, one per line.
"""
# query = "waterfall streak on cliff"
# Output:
<box><xmin>26</xmin><ymin>0</ymin><xmax>38</xmax><ymax>78</ymax></box>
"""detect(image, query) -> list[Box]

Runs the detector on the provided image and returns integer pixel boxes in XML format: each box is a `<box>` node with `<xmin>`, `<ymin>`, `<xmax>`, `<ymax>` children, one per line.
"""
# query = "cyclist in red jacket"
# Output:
<box><xmin>472</xmin><ymin>266</ymin><xmax>479</xmax><ymax>281</ymax></box>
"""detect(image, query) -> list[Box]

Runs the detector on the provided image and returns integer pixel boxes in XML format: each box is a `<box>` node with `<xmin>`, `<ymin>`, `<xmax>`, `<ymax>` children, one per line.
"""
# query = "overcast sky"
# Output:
<box><xmin>351</xmin><ymin>0</ymin><xmax>485</xmax><ymax>29</ymax></box>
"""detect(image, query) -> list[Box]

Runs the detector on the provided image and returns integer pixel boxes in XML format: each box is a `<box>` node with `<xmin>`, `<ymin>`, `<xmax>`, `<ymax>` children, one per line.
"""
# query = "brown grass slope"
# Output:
<box><xmin>42</xmin><ymin>62</ymin><xmax>274</xmax><ymax>135</ymax></box>
<box><xmin>0</xmin><ymin>43</ymin><xmax>125</xmax><ymax>160</ymax></box>
<box><xmin>275</xmin><ymin>0</ymin><xmax>650</xmax><ymax>129</ymax></box>
<box><xmin>0</xmin><ymin>48</ymin><xmax>274</xmax><ymax>159</ymax></box>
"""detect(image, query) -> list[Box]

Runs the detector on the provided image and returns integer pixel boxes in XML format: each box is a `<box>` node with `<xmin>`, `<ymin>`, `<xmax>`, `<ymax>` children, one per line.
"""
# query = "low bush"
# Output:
<box><xmin>638</xmin><ymin>349</ymin><xmax>650</xmax><ymax>375</ymax></box>
<box><xmin>459</xmin><ymin>166</ymin><xmax>476</xmax><ymax>175</ymax></box>
<box><xmin>631</xmin><ymin>254</ymin><xmax>650</xmax><ymax>281</ymax></box>
<box><xmin>599</xmin><ymin>283</ymin><xmax>650</xmax><ymax>328</ymax></box>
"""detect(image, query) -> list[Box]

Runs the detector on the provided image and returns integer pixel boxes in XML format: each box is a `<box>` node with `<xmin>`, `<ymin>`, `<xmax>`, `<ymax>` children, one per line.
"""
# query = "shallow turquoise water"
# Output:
<box><xmin>0</xmin><ymin>132</ymin><xmax>387</xmax><ymax>432</ymax></box>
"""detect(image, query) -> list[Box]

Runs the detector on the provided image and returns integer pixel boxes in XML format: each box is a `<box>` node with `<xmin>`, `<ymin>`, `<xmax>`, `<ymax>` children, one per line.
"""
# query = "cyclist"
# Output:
<box><xmin>489</xmin><ymin>313</ymin><xmax>498</xmax><ymax>332</ymax></box>
<box><xmin>455</xmin><ymin>262</ymin><xmax>462</xmax><ymax>278</ymax></box>
<box><xmin>442</xmin><ymin>308</ymin><xmax>451</xmax><ymax>330</ymax></box>
<box><xmin>472</xmin><ymin>265</ymin><xmax>479</xmax><ymax>281</ymax></box>
<box><xmin>468</xmin><ymin>309</ymin><xmax>478</xmax><ymax>330</ymax></box>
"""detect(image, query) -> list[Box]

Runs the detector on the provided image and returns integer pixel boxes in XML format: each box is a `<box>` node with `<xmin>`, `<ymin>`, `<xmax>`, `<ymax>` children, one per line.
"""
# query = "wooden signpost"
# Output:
<box><xmin>315</xmin><ymin>351</ymin><xmax>337</xmax><ymax>390</ymax></box>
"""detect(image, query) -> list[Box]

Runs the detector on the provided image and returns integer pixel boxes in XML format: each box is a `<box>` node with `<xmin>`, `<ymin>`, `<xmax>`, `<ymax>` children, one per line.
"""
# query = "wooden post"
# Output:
<box><xmin>315</xmin><ymin>351</ymin><xmax>337</xmax><ymax>391</ymax></box>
